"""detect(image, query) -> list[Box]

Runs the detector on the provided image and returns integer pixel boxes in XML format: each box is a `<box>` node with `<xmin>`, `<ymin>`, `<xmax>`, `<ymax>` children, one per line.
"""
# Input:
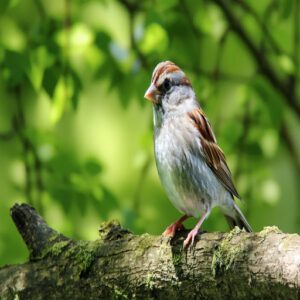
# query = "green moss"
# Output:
<box><xmin>64</xmin><ymin>240</ymin><xmax>101</xmax><ymax>278</ymax></box>
<box><xmin>258</xmin><ymin>226</ymin><xmax>282</xmax><ymax>237</ymax></box>
<box><xmin>135</xmin><ymin>233</ymin><xmax>157</xmax><ymax>257</ymax></box>
<box><xmin>39</xmin><ymin>238</ymin><xmax>102</xmax><ymax>278</ymax></box>
<box><xmin>211</xmin><ymin>227</ymin><xmax>246</xmax><ymax>277</ymax></box>
<box><xmin>32</xmin><ymin>238</ymin><xmax>71</xmax><ymax>260</ymax></box>
<box><xmin>48</xmin><ymin>233</ymin><xmax>61</xmax><ymax>243</ymax></box>
<box><xmin>172</xmin><ymin>253</ymin><xmax>182</xmax><ymax>265</ymax></box>
<box><xmin>98</xmin><ymin>220</ymin><xmax>121</xmax><ymax>240</ymax></box>
<box><xmin>113</xmin><ymin>286</ymin><xmax>128</xmax><ymax>299</ymax></box>
<box><xmin>50</xmin><ymin>240</ymin><xmax>71</xmax><ymax>256</ymax></box>
<box><xmin>145</xmin><ymin>273</ymin><xmax>155</xmax><ymax>290</ymax></box>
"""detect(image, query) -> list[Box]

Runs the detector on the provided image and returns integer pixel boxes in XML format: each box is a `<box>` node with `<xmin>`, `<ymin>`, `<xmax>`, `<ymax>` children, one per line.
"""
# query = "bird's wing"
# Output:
<box><xmin>188</xmin><ymin>108</ymin><xmax>240</xmax><ymax>199</ymax></box>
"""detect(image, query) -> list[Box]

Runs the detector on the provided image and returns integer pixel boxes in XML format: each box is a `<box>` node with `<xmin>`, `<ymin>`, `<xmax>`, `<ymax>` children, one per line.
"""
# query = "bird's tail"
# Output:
<box><xmin>221</xmin><ymin>202</ymin><xmax>252</xmax><ymax>232</ymax></box>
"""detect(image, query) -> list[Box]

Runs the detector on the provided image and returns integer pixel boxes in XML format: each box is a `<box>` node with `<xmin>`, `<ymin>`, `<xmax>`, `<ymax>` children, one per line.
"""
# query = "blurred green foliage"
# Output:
<box><xmin>0</xmin><ymin>0</ymin><xmax>300</xmax><ymax>265</ymax></box>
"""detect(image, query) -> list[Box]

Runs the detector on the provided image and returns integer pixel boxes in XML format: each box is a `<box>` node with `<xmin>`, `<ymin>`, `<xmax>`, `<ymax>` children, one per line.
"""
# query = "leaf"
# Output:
<box><xmin>42</xmin><ymin>65</ymin><xmax>61</xmax><ymax>99</ymax></box>
<box><xmin>3</xmin><ymin>50</ymin><xmax>30</xmax><ymax>87</ymax></box>
<box><xmin>97</xmin><ymin>185</ymin><xmax>119</xmax><ymax>219</ymax></box>
<box><xmin>69</xmin><ymin>69</ymin><xmax>82</xmax><ymax>110</ymax></box>
<box><xmin>94</xmin><ymin>31</ymin><xmax>112</xmax><ymax>54</ymax></box>
<box><xmin>47</xmin><ymin>153</ymin><xmax>81</xmax><ymax>175</ymax></box>
<box><xmin>245</xmin><ymin>141</ymin><xmax>263</xmax><ymax>158</ymax></box>
<box><xmin>139</xmin><ymin>23</ymin><xmax>169</xmax><ymax>54</ymax></box>
<box><xmin>51</xmin><ymin>76</ymin><xmax>72</xmax><ymax>124</ymax></box>
<box><xmin>278</xmin><ymin>55</ymin><xmax>295</xmax><ymax>75</ymax></box>
<box><xmin>84</xmin><ymin>158</ymin><xmax>102</xmax><ymax>176</ymax></box>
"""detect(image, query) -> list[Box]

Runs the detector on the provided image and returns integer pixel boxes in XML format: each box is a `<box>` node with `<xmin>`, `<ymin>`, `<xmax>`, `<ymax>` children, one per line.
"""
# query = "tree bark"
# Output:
<box><xmin>0</xmin><ymin>204</ymin><xmax>299</xmax><ymax>299</ymax></box>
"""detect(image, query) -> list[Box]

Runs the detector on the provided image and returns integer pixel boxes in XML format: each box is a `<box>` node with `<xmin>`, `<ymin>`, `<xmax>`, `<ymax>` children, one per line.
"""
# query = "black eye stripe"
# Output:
<box><xmin>163</xmin><ymin>78</ymin><xmax>171</xmax><ymax>90</ymax></box>
<box><xmin>159</xmin><ymin>78</ymin><xmax>172</xmax><ymax>93</ymax></box>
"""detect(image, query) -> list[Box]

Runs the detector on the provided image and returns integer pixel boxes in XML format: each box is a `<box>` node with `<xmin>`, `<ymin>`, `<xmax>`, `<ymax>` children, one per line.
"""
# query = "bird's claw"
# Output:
<box><xmin>183</xmin><ymin>228</ymin><xmax>199</xmax><ymax>248</ymax></box>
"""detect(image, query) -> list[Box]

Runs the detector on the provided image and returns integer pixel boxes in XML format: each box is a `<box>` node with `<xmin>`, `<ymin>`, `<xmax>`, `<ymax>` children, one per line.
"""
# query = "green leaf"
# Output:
<box><xmin>42</xmin><ymin>65</ymin><xmax>61</xmax><ymax>99</ymax></box>
<box><xmin>94</xmin><ymin>31</ymin><xmax>112</xmax><ymax>54</ymax></box>
<box><xmin>97</xmin><ymin>186</ymin><xmax>119</xmax><ymax>219</ymax></box>
<box><xmin>51</xmin><ymin>77</ymin><xmax>70</xmax><ymax>124</ymax></box>
<box><xmin>47</xmin><ymin>153</ymin><xmax>81</xmax><ymax>175</ymax></box>
<box><xmin>84</xmin><ymin>158</ymin><xmax>102</xmax><ymax>176</ymax></box>
<box><xmin>70</xmin><ymin>69</ymin><xmax>82</xmax><ymax>110</ymax></box>
<box><xmin>3</xmin><ymin>50</ymin><xmax>30</xmax><ymax>87</ymax></box>
<box><xmin>278</xmin><ymin>55</ymin><xmax>295</xmax><ymax>75</ymax></box>
<box><xmin>139</xmin><ymin>23</ymin><xmax>169</xmax><ymax>54</ymax></box>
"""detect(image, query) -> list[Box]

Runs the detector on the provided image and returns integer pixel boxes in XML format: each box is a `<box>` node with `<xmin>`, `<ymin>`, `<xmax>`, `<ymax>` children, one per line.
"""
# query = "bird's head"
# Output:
<box><xmin>144</xmin><ymin>61</ymin><xmax>192</xmax><ymax>106</ymax></box>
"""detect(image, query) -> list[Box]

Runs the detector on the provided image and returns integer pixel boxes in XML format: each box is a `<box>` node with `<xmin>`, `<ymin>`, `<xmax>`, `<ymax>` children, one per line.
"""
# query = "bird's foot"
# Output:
<box><xmin>163</xmin><ymin>222</ymin><xmax>185</xmax><ymax>237</ymax></box>
<box><xmin>183</xmin><ymin>228</ymin><xmax>199</xmax><ymax>248</ymax></box>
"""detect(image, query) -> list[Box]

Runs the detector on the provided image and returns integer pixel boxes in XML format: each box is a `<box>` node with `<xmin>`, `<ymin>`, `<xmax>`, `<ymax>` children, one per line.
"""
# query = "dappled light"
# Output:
<box><xmin>0</xmin><ymin>0</ymin><xmax>299</xmax><ymax>266</ymax></box>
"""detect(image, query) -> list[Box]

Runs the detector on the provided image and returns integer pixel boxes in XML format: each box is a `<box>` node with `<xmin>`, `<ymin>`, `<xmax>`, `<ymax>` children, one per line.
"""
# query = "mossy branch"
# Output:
<box><xmin>0</xmin><ymin>204</ymin><xmax>300</xmax><ymax>299</ymax></box>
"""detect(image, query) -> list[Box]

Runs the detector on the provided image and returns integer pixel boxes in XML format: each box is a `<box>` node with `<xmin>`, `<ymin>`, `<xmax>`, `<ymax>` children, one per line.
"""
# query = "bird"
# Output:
<box><xmin>144</xmin><ymin>61</ymin><xmax>252</xmax><ymax>248</ymax></box>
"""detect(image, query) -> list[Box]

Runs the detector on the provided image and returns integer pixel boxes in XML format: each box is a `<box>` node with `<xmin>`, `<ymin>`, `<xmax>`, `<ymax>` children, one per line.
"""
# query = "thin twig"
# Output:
<box><xmin>235</xmin><ymin>0</ymin><xmax>282</xmax><ymax>54</ymax></box>
<box><xmin>179</xmin><ymin>0</ymin><xmax>203</xmax><ymax>39</ymax></box>
<box><xmin>118</xmin><ymin>1</ymin><xmax>152</xmax><ymax>216</ymax></box>
<box><xmin>13</xmin><ymin>86</ymin><xmax>44</xmax><ymax>214</ymax></box>
<box><xmin>281</xmin><ymin>122</ymin><xmax>300</xmax><ymax>175</ymax></box>
<box><xmin>212</xmin><ymin>0</ymin><xmax>300</xmax><ymax>117</ymax></box>
<box><xmin>128</xmin><ymin>9</ymin><xmax>149</xmax><ymax>69</ymax></box>
<box><xmin>259</xmin><ymin>0</ymin><xmax>277</xmax><ymax>53</ymax></box>
<box><xmin>14</xmin><ymin>87</ymin><xmax>34</xmax><ymax>207</ymax></box>
<box><xmin>281</xmin><ymin>121</ymin><xmax>300</xmax><ymax>227</ymax></box>
<box><xmin>294</xmin><ymin>0</ymin><xmax>300</xmax><ymax>91</ymax></box>
<box><xmin>63</xmin><ymin>0</ymin><xmax>71</xmax><ymax>104</ymax></box>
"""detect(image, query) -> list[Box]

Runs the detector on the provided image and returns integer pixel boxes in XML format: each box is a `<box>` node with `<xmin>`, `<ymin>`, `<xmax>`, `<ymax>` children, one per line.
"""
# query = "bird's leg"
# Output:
<box><xmin>183</xmin><ymin>209</ymin><xmax>209</xmax><ymax>248</ymax></box>
<box><xmin>163</xmin><ymin>215</ymin><xmax>189</xmax><ymax>237</ymax></box>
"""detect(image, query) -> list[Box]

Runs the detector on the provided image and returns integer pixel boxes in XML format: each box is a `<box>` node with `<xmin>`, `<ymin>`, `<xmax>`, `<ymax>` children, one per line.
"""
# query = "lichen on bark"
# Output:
<box><xmin>1</xmin><ymin>203</ymin><xmax>300</xmax><ymax>300</ymax></box>
<box><xmin>211</xmin><ymin>227</ymin><xmax>249</xmax><ymax>276</ymax></box>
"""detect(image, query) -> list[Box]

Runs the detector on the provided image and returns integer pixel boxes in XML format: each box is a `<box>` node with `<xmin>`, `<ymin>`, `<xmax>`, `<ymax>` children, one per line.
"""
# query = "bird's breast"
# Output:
<box><xmin>154</xmin><ymin>117</ymin><xmax>227</xmax><ymax>217</ymax></box>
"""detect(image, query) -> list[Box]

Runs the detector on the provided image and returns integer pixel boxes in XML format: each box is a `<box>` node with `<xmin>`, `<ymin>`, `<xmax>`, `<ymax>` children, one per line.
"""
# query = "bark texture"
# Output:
<box><xmin>0</xmin><ymin>203</ymin><xmax>300</xmax><ymax>299</ymax></box>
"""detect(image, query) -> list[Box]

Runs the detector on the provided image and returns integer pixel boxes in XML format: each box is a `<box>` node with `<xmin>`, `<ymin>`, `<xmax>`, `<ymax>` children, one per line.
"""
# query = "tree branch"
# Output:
<box><xmin>179</xmin><ymin>0</ymin><xmax>203</xmax><ymax>39</ymax></box>
<box><xmin>13</xmin><ymin>87</ymin><xmax>45</xmax><ymax>214</ymax></box>
<box><xmin>1</xmin><ymin>203</ymin><xmax>300</xmax><ymax>299</ymax></box>
<box><xmin>294</xmin><ymin>0</ymin><xmax>300</xmax><ymax>88</ymax></box>
<box><xmin>281</xmin><ymin>122</ymin><xmax>300</xmax><ymax>175</ymax></box>
<box><xmin>235</xmin><ymin>0</ymin><xmax>282</xmax><ymax>55</ymax></box>
<box><xmin>212</xmin><ymin>0</ymin><xmax>300</xmax><ymax>117</ymax></box>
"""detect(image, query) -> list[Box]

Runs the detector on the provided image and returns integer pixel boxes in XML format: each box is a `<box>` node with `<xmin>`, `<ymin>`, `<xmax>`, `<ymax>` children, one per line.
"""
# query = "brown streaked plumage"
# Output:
<box><xmin>152</xmin><ymin>61</ymin><xmax>178</xmax><ymax>83</ymax></box>
<box><xmin>151</xmin><ymin>61</ymin><xmax>191</xmax><ymax>88</ymax></box>
<box><xmin>188</xmin><ymin>109</ymin><xmax>240</xmax><ymax>199</ymax></box>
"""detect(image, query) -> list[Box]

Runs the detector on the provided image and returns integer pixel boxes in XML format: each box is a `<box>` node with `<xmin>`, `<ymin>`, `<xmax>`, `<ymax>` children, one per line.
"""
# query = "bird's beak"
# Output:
<box><xmin>144</xmin><ymin>83</ymin><xmax>158</xmax><ymax>103</ymax></box>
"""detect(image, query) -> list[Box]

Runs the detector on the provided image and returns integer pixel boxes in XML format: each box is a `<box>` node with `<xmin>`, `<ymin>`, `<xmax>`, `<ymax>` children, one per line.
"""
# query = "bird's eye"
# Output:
<box><xmin>161</xmin><ymin>78</ymin><xmax>171</xmax><ymax>92</ymax></box>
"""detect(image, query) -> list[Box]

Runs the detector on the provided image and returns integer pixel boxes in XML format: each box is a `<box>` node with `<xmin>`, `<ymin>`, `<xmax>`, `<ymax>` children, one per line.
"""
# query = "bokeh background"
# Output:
<box><xmin>1</xmin><ymin>0</ymin><xmax>300</xmax><ymax>265</ymax></box>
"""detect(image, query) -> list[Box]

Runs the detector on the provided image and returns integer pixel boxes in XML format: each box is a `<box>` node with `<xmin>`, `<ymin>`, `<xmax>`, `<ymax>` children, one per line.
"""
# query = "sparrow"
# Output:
<box><xmin>144</xmin><ymin>61</ymin><xmax>252</xmax><ymax>248</ymax></box>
